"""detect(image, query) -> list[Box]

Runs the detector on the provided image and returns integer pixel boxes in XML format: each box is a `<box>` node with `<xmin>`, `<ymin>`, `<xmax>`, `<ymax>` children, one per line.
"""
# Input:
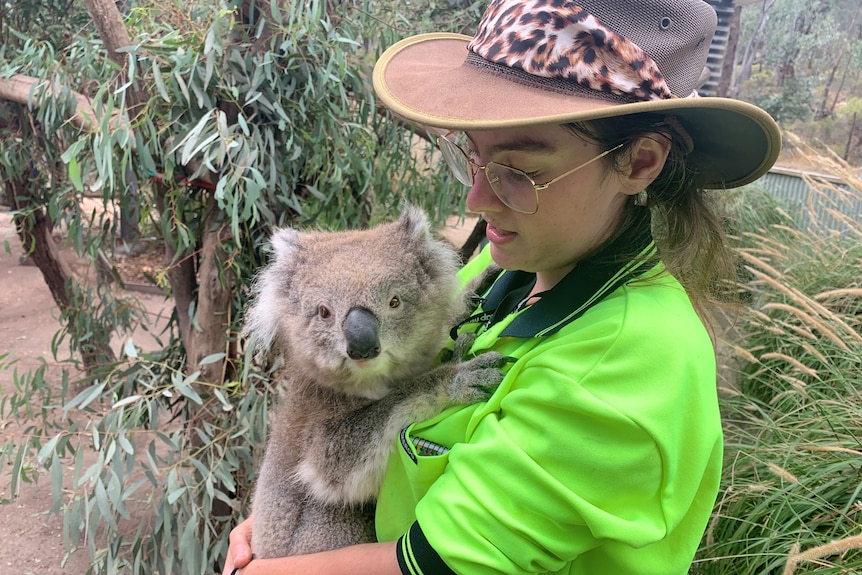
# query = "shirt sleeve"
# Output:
<box><xmin>410</xmin><ymin>287</ymin><xmax>722</xmax><ymax>574</ymax></box>
<box><xmin>396</xmin><ymin>521</ymin><xmax>455</xmax><ymax>575</ymax></box>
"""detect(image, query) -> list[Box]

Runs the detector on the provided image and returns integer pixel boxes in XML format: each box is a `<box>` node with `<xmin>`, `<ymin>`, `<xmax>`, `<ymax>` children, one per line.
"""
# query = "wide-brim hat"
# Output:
<box><xmin>373</xmin><ymin>0</ymin><xmax>781</xmax><ymax>189</ymax></box>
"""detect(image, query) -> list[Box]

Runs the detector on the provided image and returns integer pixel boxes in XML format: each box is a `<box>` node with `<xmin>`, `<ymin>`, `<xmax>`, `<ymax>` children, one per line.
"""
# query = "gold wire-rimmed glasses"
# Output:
<box><xmin>435</xmin><ymin>133</ymin><xmax>623</xmax><ymax>215</ymax></box>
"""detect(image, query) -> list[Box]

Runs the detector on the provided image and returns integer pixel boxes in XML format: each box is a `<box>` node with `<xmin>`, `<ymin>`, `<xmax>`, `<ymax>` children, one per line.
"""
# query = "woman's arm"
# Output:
<box><xmin>235</xmin><ymin>542</ymin><xmax>400</xmax><ymax>575</ymax></box>
<box><xmin>221</xmin><ymin>516</ymin><xmax>401</xmax><ymax>575</ymax></box>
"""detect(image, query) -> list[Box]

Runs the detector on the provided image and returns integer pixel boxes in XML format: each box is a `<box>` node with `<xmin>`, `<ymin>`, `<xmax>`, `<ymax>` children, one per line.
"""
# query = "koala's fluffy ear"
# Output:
<box><xmin>397</xmin><ymin>205</ymin><xmax>461</xmax><ymax>283</ymax></box>
<box><xmin>271</xmin><ymin>227</ymin><xmax>302</xmax><ymax>261</ymax></box>
<box><xmin>243</xmin><ymin>227</ymin><xmax>302</xmax><ymax>360</ymax></box>
<box><xmin>397</xmin><ymin>205</ymin><xmax>432</xmax><ymax>242</ymax></box>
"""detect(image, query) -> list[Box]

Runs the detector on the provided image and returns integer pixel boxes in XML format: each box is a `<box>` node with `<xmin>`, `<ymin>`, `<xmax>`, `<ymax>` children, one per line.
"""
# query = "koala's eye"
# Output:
<box><xmin>318</xmin><ymin>305</ymin><xmax>333</xmax><ymax>320</ymax></box>
<box><xmin>389</xmin><ymin>295</ymin><xmax>401</xmax><ymax>309</ymax></box>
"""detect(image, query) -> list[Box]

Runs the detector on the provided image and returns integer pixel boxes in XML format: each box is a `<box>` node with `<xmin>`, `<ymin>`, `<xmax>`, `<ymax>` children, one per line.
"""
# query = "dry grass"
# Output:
<box><xmin>695</xmin><ymin>141</ymin><xmax>862</xmax><ymax>574</ymax></box>
<box><xmin>782</xmin><ymin>535</ymin><xmax>862</xmax><ymax>575</ymax></box>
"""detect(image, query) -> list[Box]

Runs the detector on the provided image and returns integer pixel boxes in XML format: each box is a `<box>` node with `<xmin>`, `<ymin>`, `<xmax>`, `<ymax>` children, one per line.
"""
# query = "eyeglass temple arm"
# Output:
<box><xmin>533</xmin><ymin>143</ymin><xmax>624</xmax><ymax>191</ymax></box>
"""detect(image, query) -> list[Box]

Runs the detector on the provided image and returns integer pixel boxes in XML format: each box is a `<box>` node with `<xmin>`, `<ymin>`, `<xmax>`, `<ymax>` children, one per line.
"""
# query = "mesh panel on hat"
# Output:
<box><xmin>581</xmin><ymin>0</ymin><xmax>717</xmax><ymax>96</ymax></box>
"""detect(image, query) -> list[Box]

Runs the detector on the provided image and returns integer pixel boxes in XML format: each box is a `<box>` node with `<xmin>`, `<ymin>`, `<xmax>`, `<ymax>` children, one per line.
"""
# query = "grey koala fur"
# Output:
<box><xmin>244</xmin><ymin>207</ymin><xmax>505</xmax><ymax>559</ymax></box>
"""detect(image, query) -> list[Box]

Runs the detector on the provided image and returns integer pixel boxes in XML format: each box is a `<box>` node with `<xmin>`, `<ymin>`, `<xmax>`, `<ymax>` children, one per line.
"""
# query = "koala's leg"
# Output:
<box><xmin>251</xmin><ymin>410</ymin><xmax>309</xmax><ymax>559</ymax></box>
<box><xmin>294</xmin><ymin>352</ymin><xmax>508</xmax><ymax>505</ymax></box>
<box><xmin>288</xmin><ymin>498</ymin><xmax>377</xmax><ymax>555</ymax></box>
<box><xmin>253</xmin><ymin>484</ymin><xmax>376</xmax><ymax>557</ymax></box>
<box><xmin>251</xmin><ymin>469</ymin><xmax>305</xmax><ymax>559</ymax></box>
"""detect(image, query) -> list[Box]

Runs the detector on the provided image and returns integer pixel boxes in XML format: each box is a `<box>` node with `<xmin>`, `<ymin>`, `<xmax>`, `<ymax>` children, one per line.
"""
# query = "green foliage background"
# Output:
<box><xmin>0</xmin><ymin>0</ymin><xmax>485</xmax><ymax>572</ymax></box>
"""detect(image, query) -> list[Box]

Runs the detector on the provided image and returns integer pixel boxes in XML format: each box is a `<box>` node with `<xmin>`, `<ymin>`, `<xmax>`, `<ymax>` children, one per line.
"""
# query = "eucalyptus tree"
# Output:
<box><xmin>730</xmin><ymin>0</ymin><xmax>862</xmax><ymax>124</ymax></box>
<box><xmin>0</xmin><ymin>0</ymin><xmax>484</xmax><ymax>572</ymax></box>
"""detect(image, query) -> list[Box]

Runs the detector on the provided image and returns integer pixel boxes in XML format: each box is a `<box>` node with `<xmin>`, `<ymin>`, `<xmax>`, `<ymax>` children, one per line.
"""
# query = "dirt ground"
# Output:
<box><xmin>0</xmin><ymin>208</ymin><xmax>476</xmax><ymax>574</ymax></box>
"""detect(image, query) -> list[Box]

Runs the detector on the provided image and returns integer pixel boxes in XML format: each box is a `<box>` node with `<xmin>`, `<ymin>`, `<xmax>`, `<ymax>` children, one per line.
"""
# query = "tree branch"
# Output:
<box><xmin>0</xmin><ymin>74</ymin><xmax>99</xmax><ymax>131</ymax></box>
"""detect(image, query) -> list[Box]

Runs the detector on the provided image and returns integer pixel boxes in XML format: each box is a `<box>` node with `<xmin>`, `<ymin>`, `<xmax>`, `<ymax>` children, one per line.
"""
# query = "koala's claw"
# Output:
<box><xmin>473</xmin><ymin>384</ymin><xmax>500</xmax><ymax>396</ymax></box>
<box><xmin>448</xmin><ymin>351</ymin><xmax>507</xmax><ymax>403</ymax></box>
<box><xmin>451</xmin><ymin>332</ymin><xmax>478</xmax><ymax>362</ymax></box>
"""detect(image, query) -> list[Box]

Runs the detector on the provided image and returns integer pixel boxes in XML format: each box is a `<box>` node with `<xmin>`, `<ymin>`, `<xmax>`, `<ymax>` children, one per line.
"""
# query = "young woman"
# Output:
<box><xmin>223</xmin><ymin>0</ymin><xmax>780</xmax><ymax>573</ymax></box>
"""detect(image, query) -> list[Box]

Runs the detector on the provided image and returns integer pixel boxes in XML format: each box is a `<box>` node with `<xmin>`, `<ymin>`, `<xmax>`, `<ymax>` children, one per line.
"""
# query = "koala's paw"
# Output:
<box><xmin>448</xmin><ymin>352</ymin><xmax>508</xmax><ymax>404</ymax></box>
<box><xmin>451</xmin><ymin>332</ymin><xmax>478</xmax><ymax>362</ymax></box>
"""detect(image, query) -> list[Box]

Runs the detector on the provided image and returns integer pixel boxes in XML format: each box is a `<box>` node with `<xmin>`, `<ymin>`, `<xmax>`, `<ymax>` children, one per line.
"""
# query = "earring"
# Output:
<box><xmin>634</xmin><ymin>189</ymin><xmax>648</xmax><ymax>207</ymax></box>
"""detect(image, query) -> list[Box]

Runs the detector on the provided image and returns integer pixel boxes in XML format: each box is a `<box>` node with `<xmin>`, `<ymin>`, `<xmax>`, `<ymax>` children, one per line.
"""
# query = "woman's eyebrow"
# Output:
<box><xmin>465</xmin><ymin>134</ymin><xmax>557</xmax><ymax>156</ymax></box>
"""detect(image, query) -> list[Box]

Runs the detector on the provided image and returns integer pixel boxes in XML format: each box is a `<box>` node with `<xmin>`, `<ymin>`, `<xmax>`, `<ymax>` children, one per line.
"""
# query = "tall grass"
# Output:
<box><xmin>694</xmin><ymin>141</ymin><xmax>862</xmax><ymax>575</ymax></box>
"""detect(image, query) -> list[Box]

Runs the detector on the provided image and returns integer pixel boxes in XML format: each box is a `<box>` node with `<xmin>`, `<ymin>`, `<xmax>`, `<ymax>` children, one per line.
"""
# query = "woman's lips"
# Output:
<box><xmin>485</xmin><ymin>221</ymin><xmax>517</xmax><ymax>245</ymax></box>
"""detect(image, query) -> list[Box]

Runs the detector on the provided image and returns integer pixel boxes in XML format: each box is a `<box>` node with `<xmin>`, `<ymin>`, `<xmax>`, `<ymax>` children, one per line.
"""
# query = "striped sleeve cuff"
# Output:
<box><xmin>396</xmin><ymin>521</ymin><xmax>456</xmax><ymax>575</ymax></box>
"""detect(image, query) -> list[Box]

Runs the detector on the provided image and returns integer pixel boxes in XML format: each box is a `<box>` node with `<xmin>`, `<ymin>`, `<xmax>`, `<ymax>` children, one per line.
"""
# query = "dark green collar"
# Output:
<box><xmin>480</xmin><ymin>230</ymin><xmax>658</xmax><ymax>338</ymax></box>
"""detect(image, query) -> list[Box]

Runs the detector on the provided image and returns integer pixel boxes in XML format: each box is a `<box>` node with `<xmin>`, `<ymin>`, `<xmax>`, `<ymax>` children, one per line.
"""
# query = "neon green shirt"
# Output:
<box><xmin>376</xmin><ymin>244</ymin><xmax>722</xmax><ymax>574</ymax></box>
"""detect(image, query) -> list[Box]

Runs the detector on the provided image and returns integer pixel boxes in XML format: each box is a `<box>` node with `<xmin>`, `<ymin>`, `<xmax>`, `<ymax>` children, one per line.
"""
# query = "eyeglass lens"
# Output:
<box><xmin>436</xmin><ymin>136</ymin><xmax>540</xmax><ymax>214</ymax></box>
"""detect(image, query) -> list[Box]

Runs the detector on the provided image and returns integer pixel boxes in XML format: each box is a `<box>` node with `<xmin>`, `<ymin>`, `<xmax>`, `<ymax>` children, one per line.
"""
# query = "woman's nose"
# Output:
<box><xmin>465</xmin><ymin>169</ymin><xmax>503</xmax><ymax>213</ymax></box>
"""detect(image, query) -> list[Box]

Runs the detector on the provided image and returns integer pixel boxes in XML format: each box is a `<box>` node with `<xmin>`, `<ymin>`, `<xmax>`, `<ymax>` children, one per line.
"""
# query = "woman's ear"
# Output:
<box><xmin>621</xmin><ymin>135</ymin><xmax>671</xmax><ymax>195</ymax></box>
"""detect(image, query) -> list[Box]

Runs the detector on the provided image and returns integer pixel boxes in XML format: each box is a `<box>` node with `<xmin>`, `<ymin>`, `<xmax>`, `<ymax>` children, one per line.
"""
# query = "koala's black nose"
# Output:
<box><xmin>343</xmin><ymin>307</ymin><xmax>381</xmax><ymax>360</ymax></box>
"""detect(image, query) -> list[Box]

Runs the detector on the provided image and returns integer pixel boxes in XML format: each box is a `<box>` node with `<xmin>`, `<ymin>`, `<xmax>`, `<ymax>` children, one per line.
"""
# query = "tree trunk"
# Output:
<box><xmin>155</xmin><ymin>184</ymin><xmax>235</xmax><ymax>384</ymax></box>
<box><xmin>816</xmin><ymin>1</ymin><xmax>862</xmax><ymax>120</ymax></box>
<box><xmin>4</xmin><ymin>170</ymin><xmax>117</xmax><ymax>370</ymax></box>
<box><xmin>154</xmin><ymin>182</ymin><xmax>197</xmax><ymax>350</ymax></box>
<box><xmin>717</xmin><ymin>5</ymin><xmax>741</xmax><ymax>98</ymax></box>
<box><xmin>189</xmin><ymin>193</ymin><xmax>236</xmax><ymax>384</ymax></box>
<box><xmin>736</xmin><ymin>0</ymin><xmax>776</xmax><ymax>96</ymax></box>
<box><xmin>828</xmin><ymin>65</ymin><xmax>850</xmax><ymax>118</ymax></box>
<box><xmin>82</xmin><ymin>0</ymin><xmax>144</xmax><ymax>243</ymax></box>
<box><xmin>82</xmin><ymin>0</ymin><xmax>236</xmax><ymax>383</ymax></box>
<box><xmin>844</xmin><ymin>112</ymin><xmax>857</xmax><ymax>162</ymax></box>
<box><xmin>7</xmin><ymin>178</ymin><xmax>72</xmax><ymax>308</ymax></box>
<box><xmin>81</xmin><ymin>0</ymin><xmax>147</xmax><ymax>117</ymax></box>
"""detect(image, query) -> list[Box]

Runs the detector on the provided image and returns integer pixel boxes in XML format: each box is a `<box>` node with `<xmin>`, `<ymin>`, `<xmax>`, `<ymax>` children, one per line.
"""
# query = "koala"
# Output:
<box><xmin>243</xmin><ymin>207</ymin><xmax>505</xmax><ymax>558</ymax></box>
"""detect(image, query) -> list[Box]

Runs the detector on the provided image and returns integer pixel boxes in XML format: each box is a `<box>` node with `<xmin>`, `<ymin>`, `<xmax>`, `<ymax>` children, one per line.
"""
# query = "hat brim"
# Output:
<box><xmin>373</xmin><ymin>33</ymin><xmax>781</xmax><ymax>189</ymax></box>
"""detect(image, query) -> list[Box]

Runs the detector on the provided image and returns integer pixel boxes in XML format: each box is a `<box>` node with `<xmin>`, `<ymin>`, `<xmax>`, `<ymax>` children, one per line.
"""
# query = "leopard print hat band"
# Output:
<box><xmin>373</xmin><ymin>0</ymin><xmax>782</xmax><ymax>189</ymax></box>
<box><xmin>466</xmin><ymin>0</ymin><xmax>677</xmax><ymax>102</ymax></box>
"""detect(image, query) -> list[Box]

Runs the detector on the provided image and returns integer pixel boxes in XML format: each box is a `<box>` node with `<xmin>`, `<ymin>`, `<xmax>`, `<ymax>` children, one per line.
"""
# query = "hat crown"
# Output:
<box><xmin>468</xmin><ymin>0</ymin><xmax>717</xmax><ymax>100</ymax></box>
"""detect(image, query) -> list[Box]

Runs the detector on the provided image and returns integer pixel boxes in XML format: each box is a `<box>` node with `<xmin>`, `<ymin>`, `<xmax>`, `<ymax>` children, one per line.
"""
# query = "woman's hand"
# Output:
<box><xmin>222</xmin><ymin>516</ymin><xmax>254</xmax><ymax>575</ymax></box>
<box><xmin>220</xmin><ymin>517</ymin><xmax>400</xmax><ymax>575</ymax></box>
